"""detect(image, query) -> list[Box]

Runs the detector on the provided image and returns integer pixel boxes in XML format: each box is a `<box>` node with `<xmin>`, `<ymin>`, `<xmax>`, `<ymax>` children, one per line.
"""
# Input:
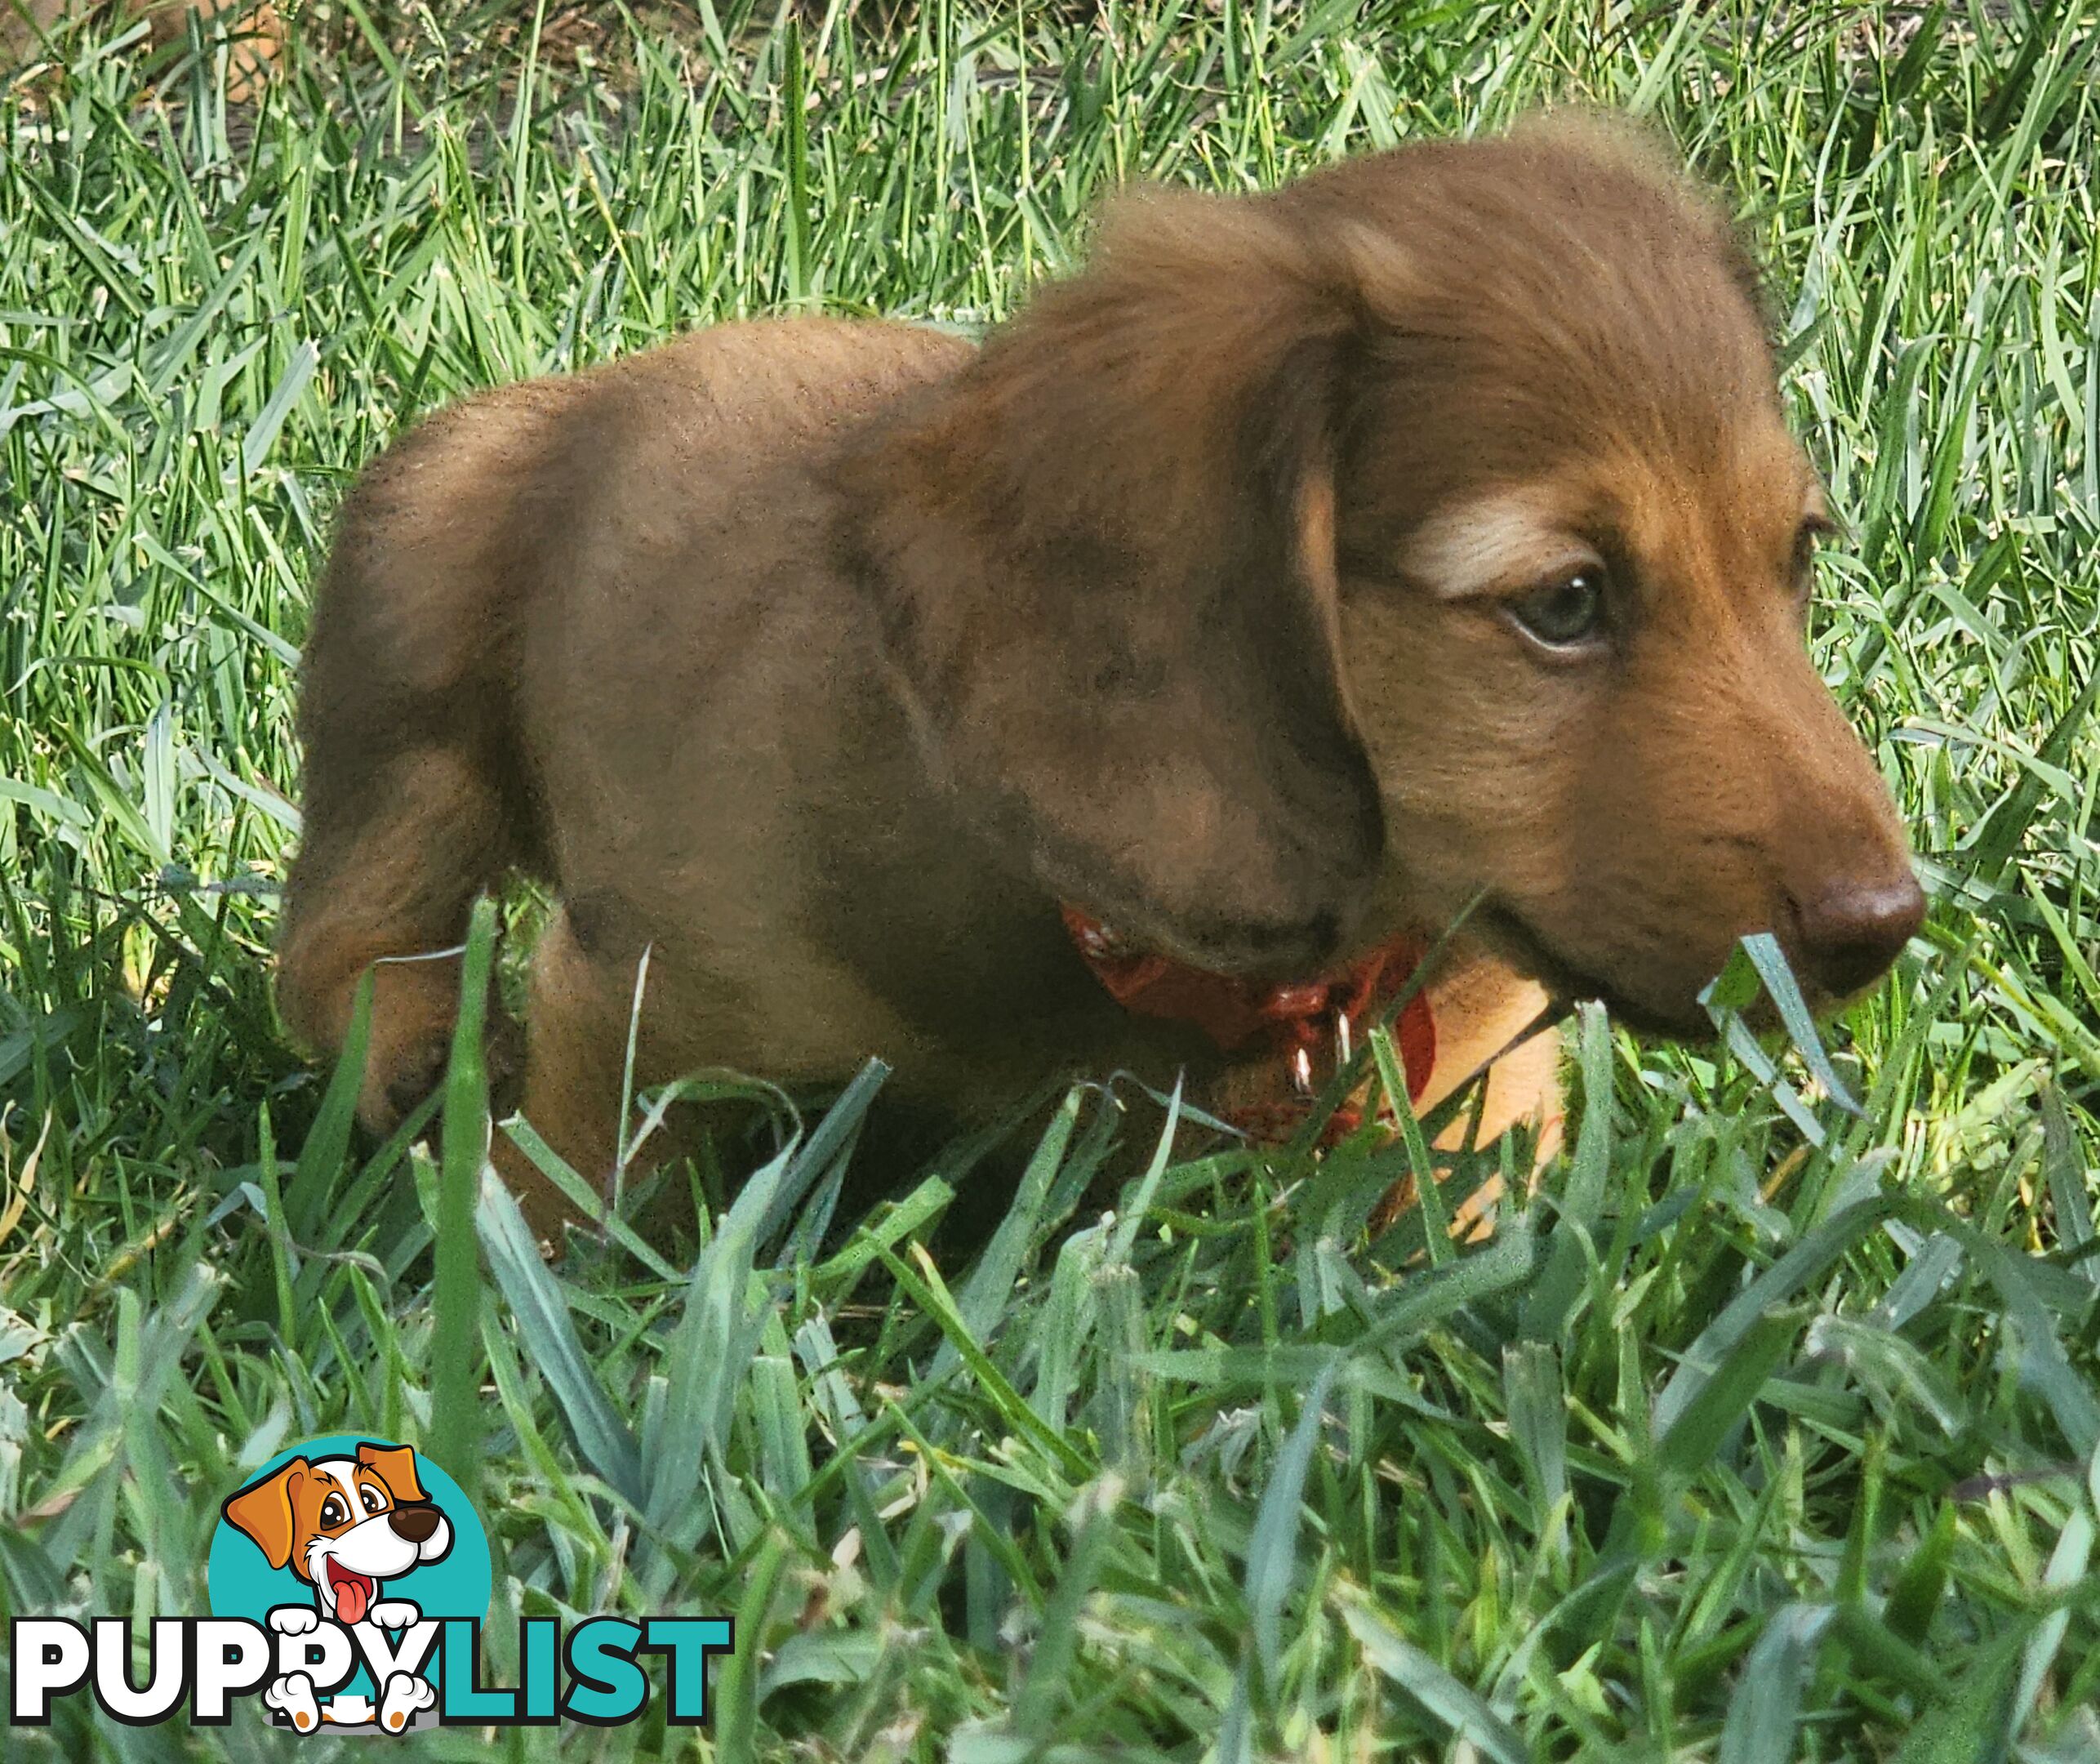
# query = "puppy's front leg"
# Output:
<box><xmin>1375</xmin><ymin>962</ymin><xmax>1564</xmax><ymax>1238</ymax></box>
<box><xmin>496</xmin><ymin>904</ymin><xmax>646</xmax><ymax>1241</ymax></box>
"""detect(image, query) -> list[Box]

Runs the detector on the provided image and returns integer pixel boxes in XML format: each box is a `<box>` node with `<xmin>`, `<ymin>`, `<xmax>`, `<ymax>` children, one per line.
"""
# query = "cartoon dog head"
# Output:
<box><xmin>222</xmin><ymin>1442</ymin><xmax>452</xmax><ymax>1625</ymax></box>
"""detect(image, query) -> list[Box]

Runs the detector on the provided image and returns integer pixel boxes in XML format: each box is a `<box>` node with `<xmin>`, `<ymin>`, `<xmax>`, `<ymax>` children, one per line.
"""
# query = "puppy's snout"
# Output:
<box><xmin>1790</xmin><ymin>872</ymin><xmax>1925</xmax><ymax>998</ymax></box>
<box><xmin>388</xmin><ymin>1503</ymin><xmax>442</xmax><ymax>1544</ymax></box>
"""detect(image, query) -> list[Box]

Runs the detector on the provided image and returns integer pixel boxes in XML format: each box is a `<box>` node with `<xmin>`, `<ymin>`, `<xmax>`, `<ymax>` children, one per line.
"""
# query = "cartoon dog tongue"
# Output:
<box><xmin>327</xmin><ymin>1559</ymin><xmax>374</xmax><ymax>1625</ymax></box>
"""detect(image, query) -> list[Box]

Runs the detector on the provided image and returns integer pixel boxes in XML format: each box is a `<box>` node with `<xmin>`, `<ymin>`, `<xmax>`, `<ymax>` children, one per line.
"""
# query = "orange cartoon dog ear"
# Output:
<box><xmin>357</xmin><ymin>1441</ymin><xmax>428</xmax><ymax>1504</ymax></box>
<box><xmin>223</xmin><ymin>1459</ymin><xmax>309</xmax><ymax>1571</ymax></box>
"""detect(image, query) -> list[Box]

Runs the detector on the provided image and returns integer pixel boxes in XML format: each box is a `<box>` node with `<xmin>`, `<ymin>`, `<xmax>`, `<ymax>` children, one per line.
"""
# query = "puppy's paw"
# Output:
<box><xmin>386</xmin><ymin>1007</ymin><xmax>524</xmax><ymax>1145</ymax></box>
<box><xmin>263</xmin><ymin>1671</ymin><xmax>320</xmax><ymax>1732</ymax></box>
<box><xmin>267</xmin><ymin>1605</ymin><xmax>320</xmax><ymax>1637</ymax></box>
<box><xmin>484</xmin><ymin>1009</ymin><xmax>526</xmax><ymax>1120</ymax></box>
<box><xmin>367</xmin><ymin>1599</ymin><xmax>421</xmax><ymax>1630</ymax></box>
<box><xmin>378</xmin><ymin>1671</ymin><xmax>437</xmax><ymax>1732</ymax></box>
<box><xmin>377</xmin><ymin>1038</ymin><xmax>452</xmax><ymax>1138</ymax></box>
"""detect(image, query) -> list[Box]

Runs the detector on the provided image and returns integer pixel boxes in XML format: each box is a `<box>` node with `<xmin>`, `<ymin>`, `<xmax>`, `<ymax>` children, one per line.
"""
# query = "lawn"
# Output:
<box><xmin>2</xmin><ymin>1</ymin><xmax>2098</xmax><ymax>1758</ymax></box>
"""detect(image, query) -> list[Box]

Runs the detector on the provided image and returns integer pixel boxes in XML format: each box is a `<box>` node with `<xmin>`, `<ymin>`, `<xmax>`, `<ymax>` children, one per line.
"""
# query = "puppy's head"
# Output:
<box><xmin>839</xmin><ymin>113</ymin><xmax>1921</xmax><ymax>1031</ymax></box>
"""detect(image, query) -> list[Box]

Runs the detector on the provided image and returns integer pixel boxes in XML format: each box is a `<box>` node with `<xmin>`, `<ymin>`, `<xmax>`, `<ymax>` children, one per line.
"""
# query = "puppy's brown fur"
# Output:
<box><xmin>278</xmin><ymin>115</ymin><xmax>1921</xmax><ymax>1231</ymax></box>
<box><xmin>5</xmin><ymin>0</ymin><xmax>281</xmax><ymax>96</ymax></box>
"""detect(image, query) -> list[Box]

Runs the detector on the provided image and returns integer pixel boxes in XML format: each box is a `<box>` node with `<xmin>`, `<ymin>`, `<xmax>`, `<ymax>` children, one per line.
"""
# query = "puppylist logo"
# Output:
<box><xmin>10</xmin><ymin>1436</ymin><xmax>732</xmax><ymax>1733</ymax></box>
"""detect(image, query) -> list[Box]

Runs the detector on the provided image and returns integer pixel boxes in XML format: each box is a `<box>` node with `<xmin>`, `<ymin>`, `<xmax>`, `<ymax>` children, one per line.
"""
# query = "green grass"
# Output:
<box><xmin>3</xmin><ymin>1</ymin><xmax>2098</xmax><ymax>1757</ymax></box>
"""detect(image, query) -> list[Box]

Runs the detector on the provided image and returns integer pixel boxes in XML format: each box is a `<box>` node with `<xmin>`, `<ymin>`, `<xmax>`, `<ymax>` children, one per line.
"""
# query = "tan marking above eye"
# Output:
<box><xmin>1396</xmin><ymin>490</ymin><xmax>1598</xmax><ymax>604</ymax></box>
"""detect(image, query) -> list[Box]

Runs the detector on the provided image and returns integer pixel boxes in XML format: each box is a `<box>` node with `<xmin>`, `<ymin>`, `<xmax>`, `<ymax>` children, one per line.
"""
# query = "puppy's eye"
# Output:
<box><xmin>359</xmin><ymin>1485</ymin><xmax>385</xmax><ymax>1514</ymax></box>
<box><xmin>320</xmin><ymin>1495</ymin><xmax>348</xmax><ymax>1529</ymax></box>
<box><xmin>1506</xmin><ymin>568</ymin><xmax>1608</xmax><ymax>652</ymax></box>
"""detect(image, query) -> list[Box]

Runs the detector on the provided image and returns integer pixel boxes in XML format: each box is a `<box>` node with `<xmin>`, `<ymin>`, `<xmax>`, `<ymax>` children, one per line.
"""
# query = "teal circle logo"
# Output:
<box><xmin>207</xmin><ymin>1437</ymin><xmax>491</xmax><ymax>1733</ymax></box>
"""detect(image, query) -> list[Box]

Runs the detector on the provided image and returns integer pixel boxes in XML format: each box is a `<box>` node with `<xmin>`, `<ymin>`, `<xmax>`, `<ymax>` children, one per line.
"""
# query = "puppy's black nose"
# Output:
<box><xmin>389</xmin><ymin>1503</ymin><xmax>441</xmax><ymax>1544</ymax></box>
<box><xmin>1794</xmin><ymin>874</ymin><xmax>1925</xmax><ymax>997</ymax></box>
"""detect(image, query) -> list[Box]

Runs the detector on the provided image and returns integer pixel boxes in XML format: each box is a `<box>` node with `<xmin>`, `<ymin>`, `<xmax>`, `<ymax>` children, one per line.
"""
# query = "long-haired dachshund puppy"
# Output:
<box><xmin>276</xmin><ymin>114</ymin><xmax>1923</xmax><ymax>1236</ymax></box>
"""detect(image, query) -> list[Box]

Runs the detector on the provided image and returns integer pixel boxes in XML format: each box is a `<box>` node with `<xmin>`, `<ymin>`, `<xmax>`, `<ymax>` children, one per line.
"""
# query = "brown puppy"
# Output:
<box><xmin>4</xmin><ymin>0</ymin><xmax>282</xmax><ymax>96</ymax></box>
<box><xmin>276</xmin><ymin>114</ymin><xmax>1923</xmax><ymax>1232</ymax></box>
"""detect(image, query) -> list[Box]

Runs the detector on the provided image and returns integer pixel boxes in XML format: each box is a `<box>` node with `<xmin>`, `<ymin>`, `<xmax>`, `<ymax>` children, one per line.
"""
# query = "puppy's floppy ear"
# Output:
<box><xmin>223</xmin><ymin>1460</ymin><xmax>308</xmax><ymax>1570</ymax></box>
<box><xmin>836</xmin><ymin>185</ymin><xmax>1379</xmax><ymax>975</ymax></box>
<box><xmin>357</xmin><ymin>1441</ymin><xmax>428</xmax><ymax>1504</ymax></box>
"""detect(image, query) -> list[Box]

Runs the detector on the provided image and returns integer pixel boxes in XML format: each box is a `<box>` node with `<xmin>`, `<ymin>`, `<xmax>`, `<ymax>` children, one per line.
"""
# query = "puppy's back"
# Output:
<box><xmin>277</xmin><ymin>316</ymin><xmax>970</xmax><ymax>1095</ymax></box>
<box><xmin>306</xmin><ymin>318</ymin><xmax>967</xmax><ymax>732</ymax></box>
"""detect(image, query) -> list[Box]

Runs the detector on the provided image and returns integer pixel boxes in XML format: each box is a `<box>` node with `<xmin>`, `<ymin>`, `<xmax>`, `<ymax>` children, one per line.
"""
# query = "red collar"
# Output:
<box><xmin>1061</xmin><ymin>905</ymin><xmax>1436</xmax><ymax>1143</ymax></box>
